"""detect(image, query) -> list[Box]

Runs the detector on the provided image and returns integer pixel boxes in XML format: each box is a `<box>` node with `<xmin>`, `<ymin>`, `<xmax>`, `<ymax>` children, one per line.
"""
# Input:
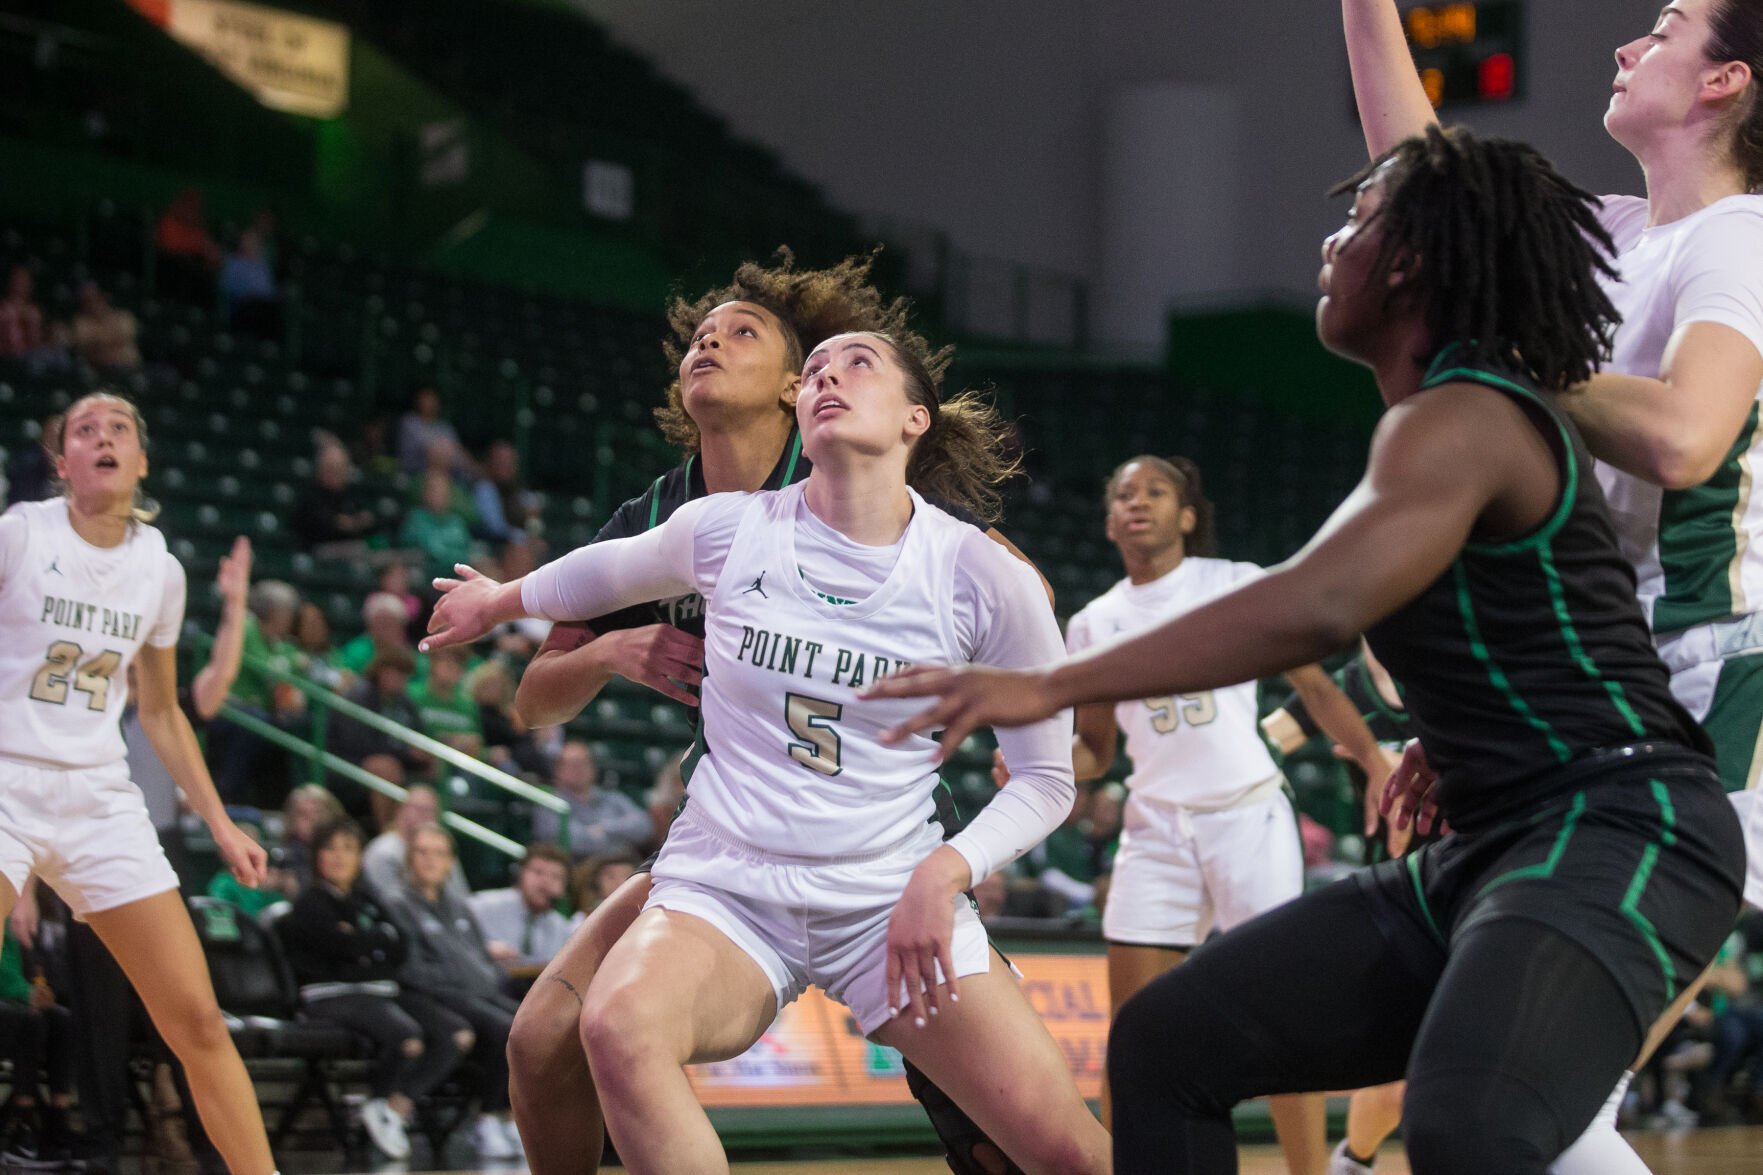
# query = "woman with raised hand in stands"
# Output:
<box><xmin>868</xmin><ymin>127</ymin><xmax>1748</xmax><ymax>1175</ymax></box>
<box><xmin>0</xmin><ymin>392</ymin><xmax>275</xmax><ymax>1175</ymax></box>
<box><xmin>1342</xmin><ymin>4</ymin><xmax>1763</xmax><ymax>1169</ymax></box>
<box><xmin>502</xmin><ymin>252</ymin><xmax>1035</xmax><ymax>1175</ymax></box>
<box><xmin>422</xmin><ymin>324</ymin><xmax>1110</xmax><ymax>1175</ymax></box>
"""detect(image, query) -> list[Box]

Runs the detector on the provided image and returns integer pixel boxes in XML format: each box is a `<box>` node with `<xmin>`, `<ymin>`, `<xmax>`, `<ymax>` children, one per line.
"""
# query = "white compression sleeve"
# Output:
<box><xmin>520</xmin><ymin>505</ymin><xmax>703</xmax><ymax>622</ymax></box>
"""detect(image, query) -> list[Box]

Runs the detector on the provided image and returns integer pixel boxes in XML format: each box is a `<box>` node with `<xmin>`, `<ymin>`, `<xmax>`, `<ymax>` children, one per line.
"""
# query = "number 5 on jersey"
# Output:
<box><xmin>30</xmin><ymin>641</ymin><xmax>123</xmax><ymax>711</ymax></box>
<box><xmin>787</xmin><ymin>692</ymin><xmax>844</xmax><ymax>776</ymax></box>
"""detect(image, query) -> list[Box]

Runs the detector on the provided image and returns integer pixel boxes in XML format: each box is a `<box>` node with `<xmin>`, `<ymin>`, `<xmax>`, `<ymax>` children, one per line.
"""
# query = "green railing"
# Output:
<box><xmin>191</xmin><ymin>634</ymin><xmax>569</xmax><ymax>860</ymax></box>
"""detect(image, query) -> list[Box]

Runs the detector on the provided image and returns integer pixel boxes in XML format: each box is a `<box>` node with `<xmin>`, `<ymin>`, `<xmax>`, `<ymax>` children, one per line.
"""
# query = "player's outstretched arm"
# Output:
<box><xmin>870</xmin><ymin>386</ymin><xmax>1533</xmax><ymax>753</ymax></box>
<box><xmin>1566</xmin><ymin>323</ymin><xmax>1763</xmax><ymax>489</ymax></box>
<box><xmin>1343</xmin><ymin>0</ymin><xmax>1440</xmax><ymax>159</ymax></box>
<box><xmin>135</xmin><ymin>642</ymin><xmax>267</xmax><ymax>886</ymax></box>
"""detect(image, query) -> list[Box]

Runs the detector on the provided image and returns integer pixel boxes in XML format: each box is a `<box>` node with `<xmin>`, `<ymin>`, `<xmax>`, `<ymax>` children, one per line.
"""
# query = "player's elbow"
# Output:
<box><xmin>1652</xmin><ymin>440</ymin><xmax>1726</xmax><ymax>491</ymax></box>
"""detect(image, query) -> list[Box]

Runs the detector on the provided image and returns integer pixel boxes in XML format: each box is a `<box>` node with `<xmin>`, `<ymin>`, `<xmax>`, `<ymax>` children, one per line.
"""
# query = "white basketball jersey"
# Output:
<box><xmin>689</xmin><ymin>484</ymin><xmax>975</xmax><ymax>859</ymax></box>
<box><xmin>1066</xmin><ymin>557</ymin><xmax>1278</xmax><ymax>808</ymax></box>
<box><xmin>0</xmin><ymin>500</ymin><xmax>185</xmax><ymax>769</ymax></box>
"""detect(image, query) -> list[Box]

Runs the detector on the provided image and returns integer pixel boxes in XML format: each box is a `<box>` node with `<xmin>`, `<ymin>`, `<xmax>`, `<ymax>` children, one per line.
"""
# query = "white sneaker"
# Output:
<box><xmin>361</xmin><ymin>1097</ymin><xmax>411</xmax><ymax>1161</ymax></box>
<box><xmin>472</xmin><ymin>1114</ymin><xmax>519</xmax><ymax>1161</ymax></box>
<box><xmin>500</xmin><ymin>1116</ymin><xmax>525</xmax><ymax>1156</ymax></box>
<box><xmin>1330</xmin><ymin>1140</ymin><xmax>1375</xmax><ymax>1175</ymax></box>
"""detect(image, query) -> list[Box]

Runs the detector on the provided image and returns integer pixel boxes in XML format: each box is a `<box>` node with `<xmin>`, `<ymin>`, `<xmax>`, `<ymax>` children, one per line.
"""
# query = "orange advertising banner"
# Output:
<box><xmin>687</xmin><ymin>953</ymin><xmax>1109</xmax><ymax>1108</ymax></box>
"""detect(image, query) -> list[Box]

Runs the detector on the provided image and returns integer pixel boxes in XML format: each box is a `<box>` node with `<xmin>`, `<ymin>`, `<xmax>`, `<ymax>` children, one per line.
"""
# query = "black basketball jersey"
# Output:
<box><xmin>1364</xmin><ymin>348</ymin><xmax>1709</xmax><ymax>828</ymax></box>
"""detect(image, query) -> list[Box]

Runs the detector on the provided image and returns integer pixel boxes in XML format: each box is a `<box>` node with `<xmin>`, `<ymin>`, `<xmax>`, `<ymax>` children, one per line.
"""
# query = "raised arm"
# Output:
<box><xmin>870</xmin><ymin>385</ymin><xmax>1553</xmax><ymax>751</ymax></box>
<box><xmin>1565</xmin><ymin>323</ymin><xmax>1763</xmax><ymax>489</ymax></box>
<box><xmin>190</xmin><ymin>536</ymin><xmax>252</xmax><ymax>721</ymax></box>
<box><xmin>1343</xmin><ymin>0</ymin><xmax>1440</xmax><ymax>158</ymax></box>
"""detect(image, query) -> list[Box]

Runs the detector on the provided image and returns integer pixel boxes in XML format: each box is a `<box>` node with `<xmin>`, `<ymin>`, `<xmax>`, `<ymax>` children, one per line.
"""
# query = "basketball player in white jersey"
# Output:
<box><xmin>1344</xmin><ymin>2</ymin><xmax>1763</xmax><ymax>1171</ymax></box>
<box><xmin>423</xmin><ymin>330</ymin><xmax>1109</xmax><ymax>1174</ymax></box>
<box><xmin>0</xmin><ymin>392</ymin><xmax>275</xmax><ymax>1175</ymax></box>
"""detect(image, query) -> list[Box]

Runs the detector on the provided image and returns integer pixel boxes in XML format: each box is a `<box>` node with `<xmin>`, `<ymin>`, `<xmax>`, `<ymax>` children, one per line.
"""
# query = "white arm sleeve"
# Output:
<box><xmin>147</xmin><ymin>553</ymin><xmax>187</xmax><ymax>648</ymax></box>
<box><xmin>944</xmin><ymin>532</ymin><xmax>1076</xmax><ymax>882</ymax></box>
<box><xmin>520</xmin><ymin>494</ymin><xmax>747</xmax><ymax>622</ymax></box>
<box><xmin>0</xmin><ymin>510</ymin><xmax>24</xmax><ymax>588</ymax></box>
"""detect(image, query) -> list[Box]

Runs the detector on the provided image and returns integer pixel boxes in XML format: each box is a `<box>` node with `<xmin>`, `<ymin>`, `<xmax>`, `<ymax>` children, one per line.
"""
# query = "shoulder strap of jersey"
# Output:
<box><xmin>1420</xmin><ymin>345</ymin><xmax>1580</xmax><ymax>554</ymax></box>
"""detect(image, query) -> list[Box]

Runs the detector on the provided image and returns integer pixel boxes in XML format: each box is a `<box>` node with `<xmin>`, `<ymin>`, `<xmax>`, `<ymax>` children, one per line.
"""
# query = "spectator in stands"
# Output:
<box><xmin>336</xmin><ymin>593</ymin><xmax>418</xmax><ymax>679</ymax></box>
<box><xmin>401</xmin><ymin>470</ymin><xmax>476</xmax><ymax>582</ymax></box>
<box><xmin>331</xmin><ymin>648</ymin><xmax>430</xmax><ymax>790</ymax></box>
<box><xmin>5</xmin><ymin>417</ymin><xmax>54</xmax><ymax>506</ymax></box>
<box><xmin>292</xmin><ymin>442</ymin><xmax>378</xmax><ymax>555</ymax></box>
<box><xmin>292</xmin><ymin>602</ymin><xmax>348</xmax><ymax>692</ymax></box>
<box><xmin>361</xmin><ymin>784</ymin><xmax>466</xmax><ymax>902</ymax></box>
<box><xmin>205</xmin><ymin>823</ymin><xmax>297</xmax><ymax>915</ymax></box>
<box><xmin>569</xmin><ymin>854</ymin><xmax>640</xmax><ymax>920</ymax></box>
<box><xmin>409</xmin><ymin>645</ymin><xmax>482</xmax><ymax>759</ymax></box>
<box><xmin>470</xmin><ymin>844</ymin><xmax>572</xmax><ymax>985</ymax></box>
<box><xmin>473</xmin><ymin>440</ymin><xmax>539</xmax><ymax>547</ymax></box>
<box><xmin>154</xmin><ymin>188</ymin><xmax>221</xmax><ymax>305</ymax></box>
<box><xmin>377</xmin><ymin>561</ymin><xmax>424</xmax><ymax>628</ymax></box>
<box><xmin>468</xmin><ymin>660</ymin><xmax>549</xmax><ymax>777</ymax></box>
<box><xmin>379</xmin><ymin>825</ymin><xmax>522</xmax><ymax>1160</ymax></box>
<box><xmin>207</xmin><ymin>578</ymin><xmax>304</xmax><ymax>807</ymax></box>
<box><xmin>220</xmin><ymin>229</ymin><xmax>280</xmax><ymax>339</ymax></box>
<box><xmin>532</xmin><ymin>740</ymin><xmax>650</xmax><ymax>861</ymax></box>
<box><xmin>278</xmin><ymin>784</ymin><xmax>345</xmax><ymax>891</ymax></box>
<box><xmin>0</xmin><ymin>264</ymin><xmax>65</xmax><ymax>371</ymax></box>
<box><xmin>0</xmin><ymin>924</ymin><xmax>75</xmax><ymax>1167</ymax></box>
<box><xmin>70</xmin><ymin>282</ymin><xmax>140</xmax><ymax>375</ymax></box>
<box><xmin>397</xmin><ymin>387</ymin><xmax>463</xmax><ymax>477</ymax></box>
<box><xmin>281</xmin><ymin>817</ymin><xmax>464</xmax><ymax>1162</ymax></box>
<box><xmin>1691</xmin><ymin>925</ymin><xmax>1760</xmax><ymax>1124</ymax></box>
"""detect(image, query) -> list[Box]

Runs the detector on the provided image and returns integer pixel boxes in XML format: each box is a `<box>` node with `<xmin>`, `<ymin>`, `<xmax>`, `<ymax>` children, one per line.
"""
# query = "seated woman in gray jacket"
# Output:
<box><xmin>378</xmin><ymin>823</ymin><xmax>522</xmax><ymax>1160</ymax></box>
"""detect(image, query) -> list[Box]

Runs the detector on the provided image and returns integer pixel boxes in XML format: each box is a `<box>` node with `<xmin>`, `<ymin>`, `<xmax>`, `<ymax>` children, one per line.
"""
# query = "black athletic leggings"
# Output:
<box><xmin>0</xmin><ymin>1000</ymin><xmax>74</xmax><ymax>1100</ymax></box>
<box><xmin>1107</xmin><ymin>878</ymin><xmax>1642</xmax><ymax>1175</ymax></box>
<box><xmin>304</xmin><ymin>992</ymin><xmax>463</xmax><ymax>1101</ymax></box>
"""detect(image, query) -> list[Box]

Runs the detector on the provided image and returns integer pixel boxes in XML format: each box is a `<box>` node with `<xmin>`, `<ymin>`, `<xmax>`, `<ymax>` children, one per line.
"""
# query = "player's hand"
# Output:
<box><xmin>8</xmin><ymin>882</ymin><xmax>38</xmax><ymax>949</ymax></box>
<box><xmin>602</xmin><ymin>625</ymin><xmax>705</xmax><ymax>707</ymax></box>
<box><xmin>215</xmin><ymin>536</ymin><xmax>252</xmax><ymax>609</ymax></box>
<box><xmin>423</xmin><ymin>565</ymin><xmax>513</xmax><ymax>652</ymax></box>
<box><xmin>886</xmin><ymin>847</ymin><xmax>968</xmax><ymax>1029</ymax></box>
<box><xmin>213</xmin><ymin>818</ymin><xmax>269</xmax><ymax>888</ymax></box>
<box><xmin>1337</xmin><ymin>741</ymin><xmax>1401</xmax><ymax>837</ymax></box>
<box><xmin>1380</xmin><ymin>740</ymin><xmax>1446</xmax><ymax>836</ymax></box>
<box><xmin>866</xmin><ymin>665</ymin><xmax>1060</xmax><ymax>761</ymax></box>
<box><xmin>990</xmin><ymin>748</ymin><xmax>1009</xmax><ymax>789</ymax></box>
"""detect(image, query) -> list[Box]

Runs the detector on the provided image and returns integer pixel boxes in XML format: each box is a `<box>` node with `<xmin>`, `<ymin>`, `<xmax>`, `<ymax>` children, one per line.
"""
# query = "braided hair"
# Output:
<box><xmin>1333</xmin><ymin>125</ymin><xmax>1620</xmax><ymax>390</ymax></box>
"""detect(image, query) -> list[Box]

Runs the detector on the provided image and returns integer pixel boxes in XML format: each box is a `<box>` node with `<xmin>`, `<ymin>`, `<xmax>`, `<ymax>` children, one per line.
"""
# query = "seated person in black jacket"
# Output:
<box><xmin>280</xmin><ymin>819</ymin><xmax>464</xmax><ymax>1161</ymax></box>
<box><xmin>378</xmin><ymin>824</ymin><xmax>523</xmax><ymax>1160</ymax></box>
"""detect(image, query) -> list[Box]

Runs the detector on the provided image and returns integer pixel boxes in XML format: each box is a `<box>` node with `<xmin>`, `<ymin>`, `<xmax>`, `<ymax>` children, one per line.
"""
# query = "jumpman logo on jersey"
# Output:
<box><xmin>45</xmin><ymin>558</ymin><xmax>63</xmax><ymax>577</ymax></box>
<box><xmin>743</xmin><ymin>571</ymin><xmax>768</xmax><ymax>599</ymax></box>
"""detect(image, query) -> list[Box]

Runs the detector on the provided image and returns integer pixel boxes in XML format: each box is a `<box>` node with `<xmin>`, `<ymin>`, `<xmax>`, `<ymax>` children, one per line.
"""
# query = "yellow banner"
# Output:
<box><xmin>162</xmin><ymin>0</ymin><xmax>350</xmax><ymax>118</ymax></box>
<box><xmin>687</xmin><ymin>953</ymin><xmax>1109</xmax><ymax>1108</ymax></box>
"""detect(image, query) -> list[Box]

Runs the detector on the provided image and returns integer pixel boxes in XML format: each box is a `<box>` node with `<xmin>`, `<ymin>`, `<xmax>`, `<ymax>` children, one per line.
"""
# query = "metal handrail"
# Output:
<box><xmin>216</xmin><ymin>702</ymin><xmax>525</xmax><ymax>859</ymax></box>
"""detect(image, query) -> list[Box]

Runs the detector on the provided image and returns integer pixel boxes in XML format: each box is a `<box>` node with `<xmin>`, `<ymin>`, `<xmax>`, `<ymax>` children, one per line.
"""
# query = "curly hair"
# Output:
<box><xmin>657</xmin><ymin>249</ymin><xmax>919</xmax><ymax>453</ymax></box>
<box><xmin>1331</xmin><ymin>126</ymin><xmax>1620</xmax><ymax>391</ymax></box>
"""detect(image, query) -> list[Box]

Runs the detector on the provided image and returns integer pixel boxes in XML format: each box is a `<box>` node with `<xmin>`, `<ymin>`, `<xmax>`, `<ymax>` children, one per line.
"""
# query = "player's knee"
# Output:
<box><xmin>1108</xmin><ymin>973</ymin><xmax>1226</xmax><ymax>1118</ymax></box>
<box><xmin>507</xmin><ymin>981</ymin><xmax>583</xmax><ymax>1080</ymax></box>
<box><xmin>1404</xmin><ymin>1090</ymin><xmax>1555</xmax><ymax>1175</ymax></box>
<box><xmin>579</xmin><ymin>983</ymin><xmax>672</xmax><ymax>1080</ymax></box>
<box><xmin>160</xmin><ymin>998</ymin><xmax>233</xmax><ymax>1057</ymax></box>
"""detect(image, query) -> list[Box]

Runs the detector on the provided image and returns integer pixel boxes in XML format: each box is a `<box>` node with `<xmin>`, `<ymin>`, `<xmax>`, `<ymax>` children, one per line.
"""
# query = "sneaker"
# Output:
<box><xmin>499</xmin><ymin>1117</ymin><xmax>524</xmax><ymax>1157</ymax></box>
<box><xmin>470</xmin><ymin>1115</ymin><xmax>518</xmax><ymax>1161</ymax></box>
<box><xmin>360</xmin><ymin>1098</ymin><xmax>410</xmax><ymax>1161</ymax></box>
<box><xmin>2</xmin><ymin>1120</ymin><xmax>58</xmax><ymax>1169</ymax></box>
<box><xmin>1329</xmin><ymin>1140</ymin><xmax>1375</xmax><ymax>1175</ymax></box>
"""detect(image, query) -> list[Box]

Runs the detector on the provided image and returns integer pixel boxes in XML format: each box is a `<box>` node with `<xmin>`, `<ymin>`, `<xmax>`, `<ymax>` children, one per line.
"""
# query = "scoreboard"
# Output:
<box><xmin>1402</xmin><ymin>1</ymin><xmax>1525</xmax><ymax>108</ymax></box>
